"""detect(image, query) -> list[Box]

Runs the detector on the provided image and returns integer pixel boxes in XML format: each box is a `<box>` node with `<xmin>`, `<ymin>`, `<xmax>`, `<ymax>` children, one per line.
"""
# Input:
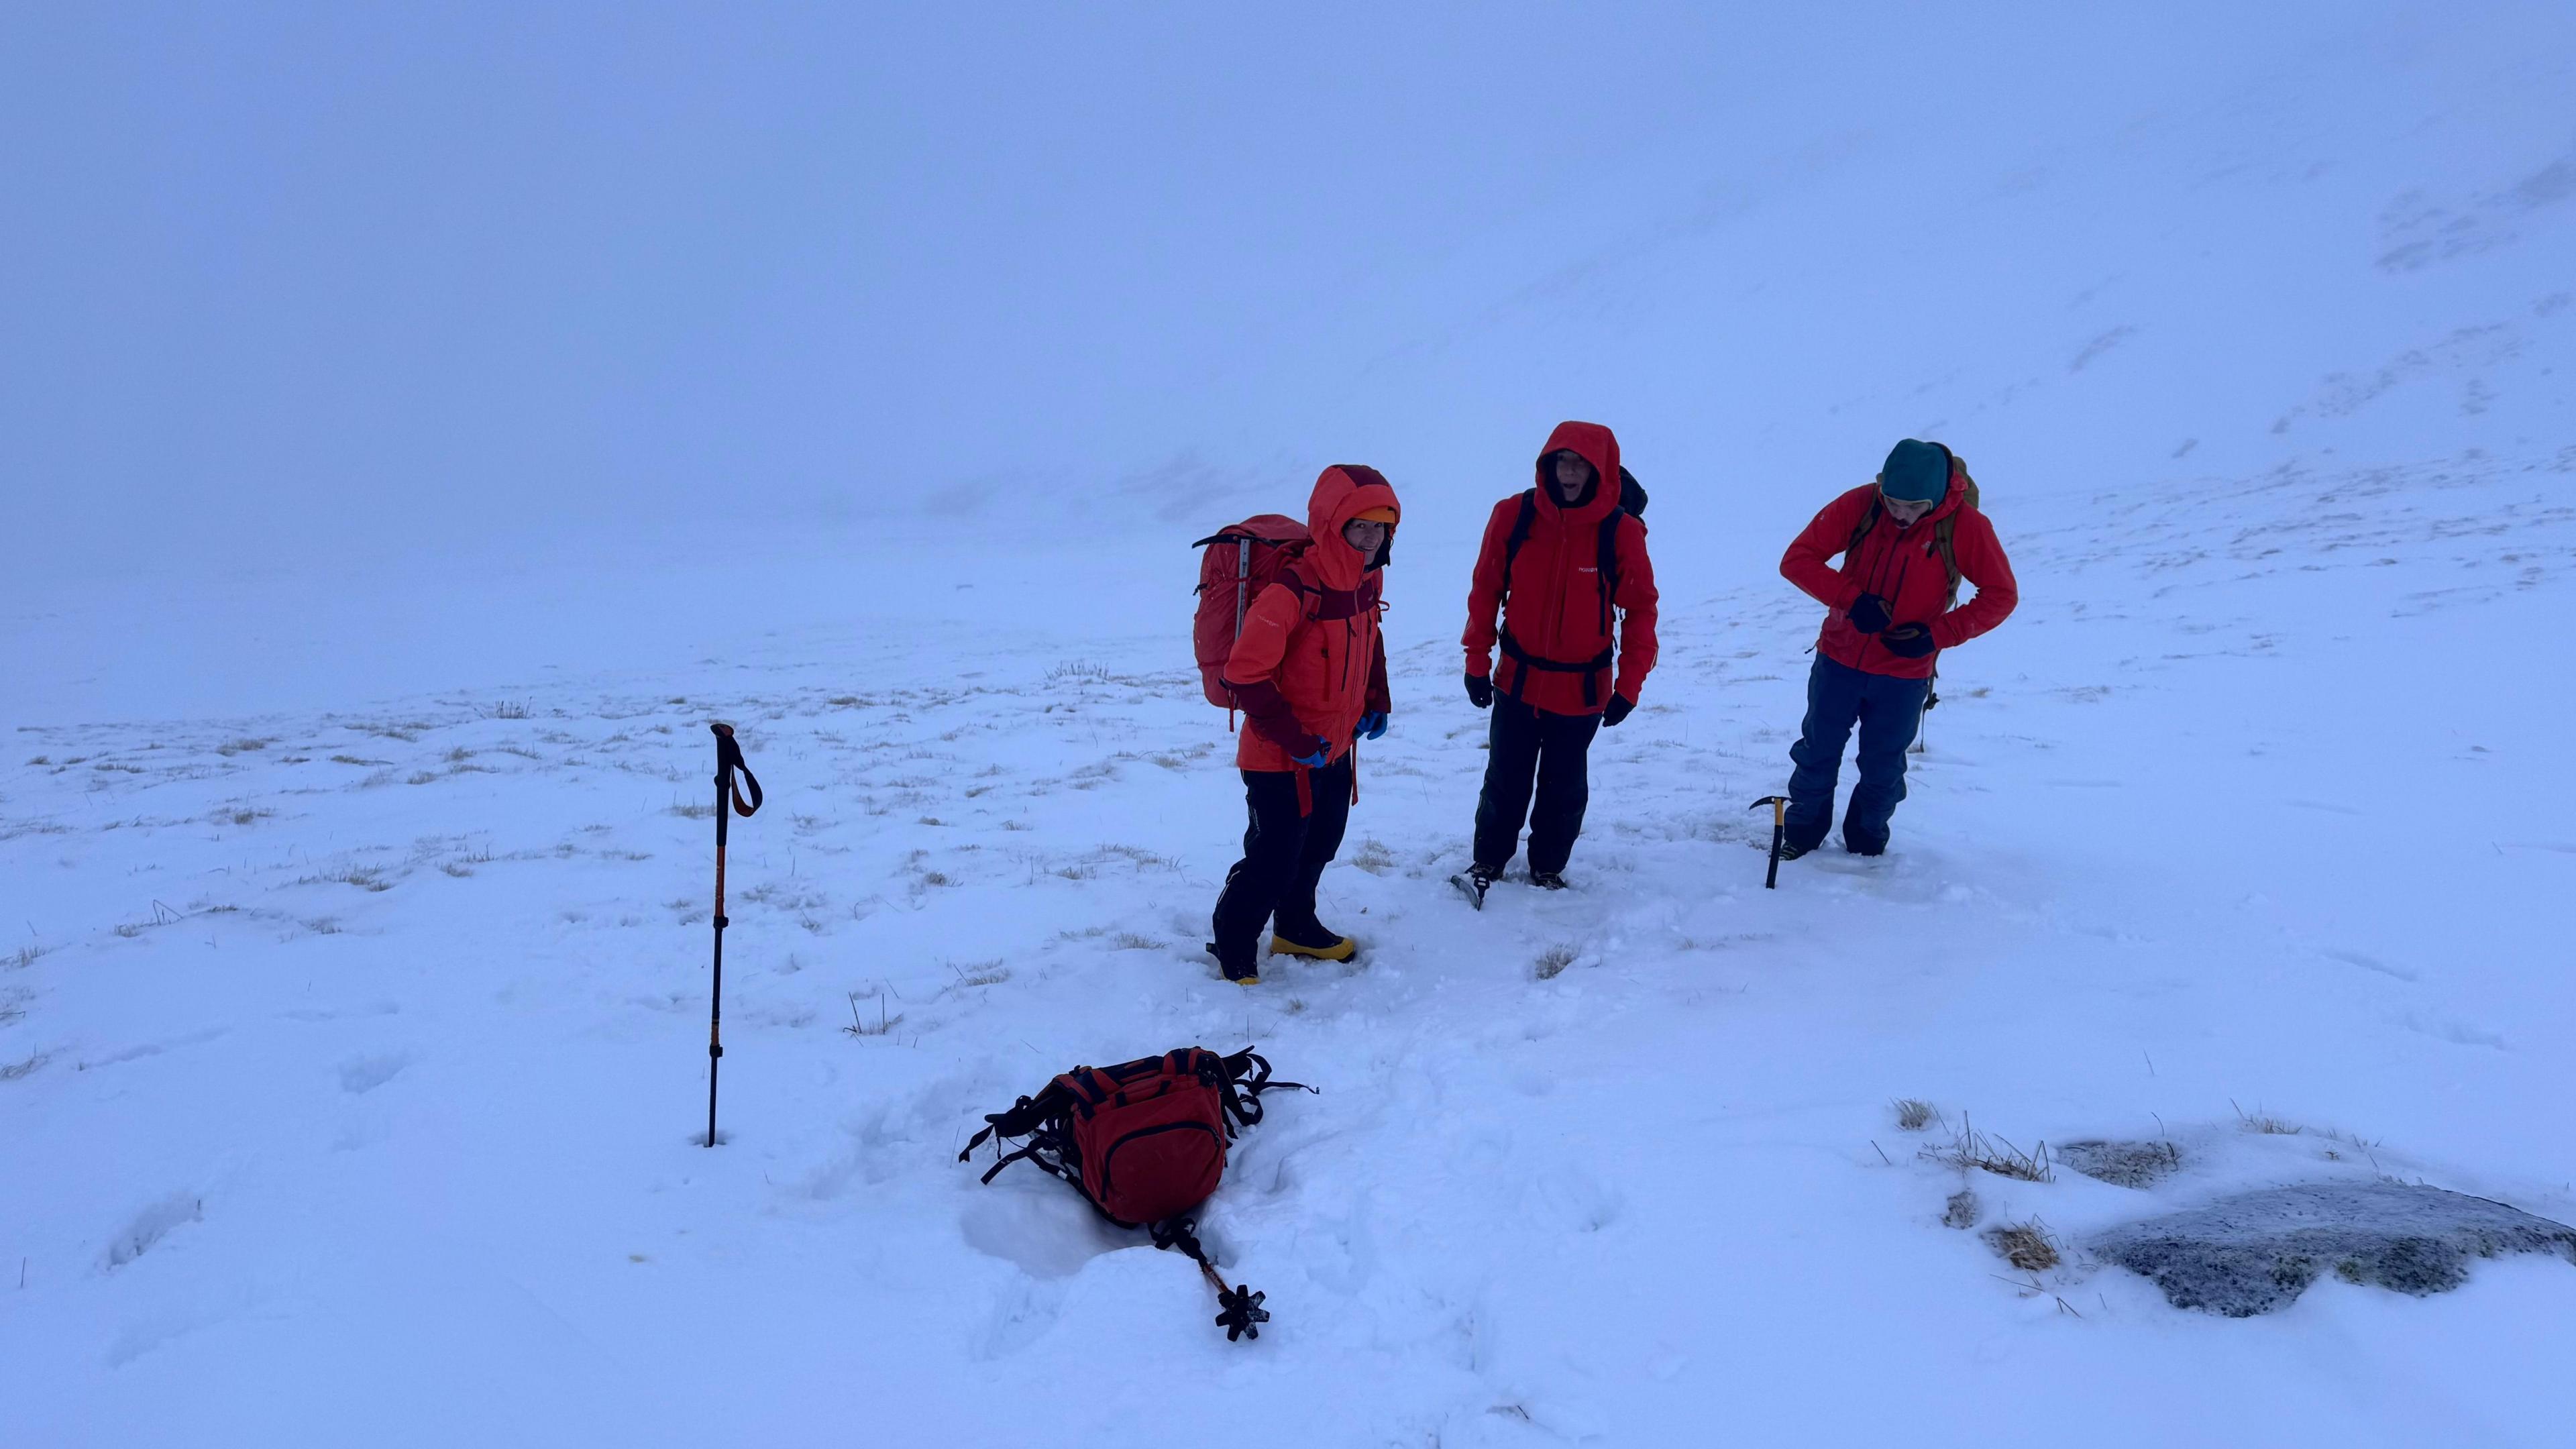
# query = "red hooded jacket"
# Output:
<box><xmin>1462</xmin><ymin>421</ymin><xmax>1659</xmax><ymax>716</ymax></box>
<box><xmin>1780</xmin><ymin>473</ymin><xmax>2019</xmax><ymax>680</ymax></box>
<box><xmin>1224</xmin><ymin>466</ymin><xmax>1401</xmax><ymax>773</ymax></box>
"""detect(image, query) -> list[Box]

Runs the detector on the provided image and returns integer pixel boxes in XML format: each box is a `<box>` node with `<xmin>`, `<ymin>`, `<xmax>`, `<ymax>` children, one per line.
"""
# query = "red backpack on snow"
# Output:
<box><xmin>1190</xmin><ymin>515</ymin><xmax>1311</xmax><ymax>710</ymax></box>
<box><xmin>960</xmin><ymin>1046</ymin><xmax>1309</xmax><ymax>1340</ymax></box>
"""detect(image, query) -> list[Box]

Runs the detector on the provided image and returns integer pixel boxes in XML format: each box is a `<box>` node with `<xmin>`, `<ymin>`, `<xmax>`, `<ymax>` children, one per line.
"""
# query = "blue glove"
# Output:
<box><xmin>1291</xmin><ymin>742</ymin><xmax>1333</xmax><ymax>767</ymax></box>
<box><xmin>1358</xmin><ymin>711</ymin><xmax>1389</xmax><ymax>741</ymax></box>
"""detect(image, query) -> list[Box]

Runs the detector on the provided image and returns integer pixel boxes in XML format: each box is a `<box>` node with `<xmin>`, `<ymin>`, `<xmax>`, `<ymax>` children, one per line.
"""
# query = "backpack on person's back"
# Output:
<box><xmin>1190</xmin><ymin>515</ymin><xmax>1311</xmax><ymax>712</ymax></box>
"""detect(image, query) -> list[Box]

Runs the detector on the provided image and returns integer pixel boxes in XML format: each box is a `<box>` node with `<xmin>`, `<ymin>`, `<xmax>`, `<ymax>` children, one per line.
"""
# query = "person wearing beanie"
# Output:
<box><xmin>1454</xmin><ymin>421</ymin><xmax>1659</xmax><ymax>903</ymax></box>
<box><xmin>1773</xmin><ymin>439</ymin><xmax>2019</xmax><ymax>857</ymax></box>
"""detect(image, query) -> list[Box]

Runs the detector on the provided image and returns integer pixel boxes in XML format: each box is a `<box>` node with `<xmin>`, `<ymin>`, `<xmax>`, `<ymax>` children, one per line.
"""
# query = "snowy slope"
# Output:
<box><xmin>7</xmin><ymin>4</ymin><xmax>2576</xmax><ymax>1446</ymax></box>
<box><xmin>7</xmin><ymin>445</ymin><xmax>2574</xmax><ymax>1446</ymax></box>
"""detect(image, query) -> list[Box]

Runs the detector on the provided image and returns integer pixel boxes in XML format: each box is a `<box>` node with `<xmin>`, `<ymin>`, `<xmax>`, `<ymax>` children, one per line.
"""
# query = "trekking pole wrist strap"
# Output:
<box><xmin>710</xmin><ymin>724</ymin><xmax>763</xmax><ymax>816</ymax></box>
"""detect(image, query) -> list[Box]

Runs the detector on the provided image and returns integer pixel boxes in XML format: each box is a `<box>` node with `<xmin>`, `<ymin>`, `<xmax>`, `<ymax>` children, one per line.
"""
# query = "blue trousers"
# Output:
<box><xmin>1785</xmin><ymin>655</ymin><xmax>1931</xmax><ymax>854</ymax></box>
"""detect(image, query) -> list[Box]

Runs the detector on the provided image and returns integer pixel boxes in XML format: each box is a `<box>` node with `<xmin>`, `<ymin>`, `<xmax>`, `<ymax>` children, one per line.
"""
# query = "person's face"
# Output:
<box><xmin>1342</xmin><ymin>517</ymin><xmax>1391</xmax><ymax>560</ymax></box>
<box><xmin>1882</xmin><ymin>493</ymin><xmax>1936</xmax><ymax>527</ymax></box>
<box><xmin>1550</xmin><ymin>451</ymin><xmax>1593</xmax><ymax>501</ymax></box>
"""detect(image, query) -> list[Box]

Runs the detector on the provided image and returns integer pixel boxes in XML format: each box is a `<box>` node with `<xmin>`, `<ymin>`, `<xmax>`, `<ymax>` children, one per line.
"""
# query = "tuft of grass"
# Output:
<box><xmin>1984</xmin><ymin>1219</ymin><xmax>2062</xmax><ymax>1273</ymax></box>
<box><xmin>918</xmin><ymin>871</ymin><xmax>954</xmax><ymax>888</ymax></box>
<box><xmin>1922</xmin><ymin>1114</ymin><xmax>2053</xmax><ymax>1183</ymax></box>
<box><xmin>1108</xmin><ymin>932</ymin><xmax>1161</xmax><ymax>951</ymax></box>
<box><xmin>1</xmin><ymin>1051</ymin><xmax>52</xmax><ymax>1082</ymax></box>
<box><xmin>841</xmin><ymin>989</ymin><xmax>904</xmax><ymax>1038</ymax></box>
<box><xmin>670</xmin><ymin>800</ymin><xmax>716</xmax><ymax>820</ymax></box>
<box><xmin>9</xmin><ymin>943</ymin><xmax>52</xmax><ymax>970</ymax></box>
<box><xmin>406</xmin><ymin>771</ymin><xmax>440</xmax><ymax>786</ymax></box>
<box><xmin>2232</xmin><ymin>1099</ymin><xmax>2302</xmax><ymax>1135</ymax></box>
<box><xmin>946</xmin><ymin>961</ymin><xmax>1010</xmax><ymax>989</ymax></box>
<box><xmin>476</xmin><ymin>700</ymin><xmax>532</xmax><ymax>720</ymax></box>
<box><xmin>1534</xmin><ymin>945</ymin><xmax>1579</xmax><ymax>981</ymax></box>
<box><xmin>216</xmin><ymin>738</ymin><xmax>271</xmax><ymax>757</ymax></box>
<box><xmin>1894</xmin><ymin>1097</ymin><xmax>1942</xmax><ymax>1133</ymax></box>
<box><xmin>305</xmin><ymin>865</ymin><xmax>392</xmax><ymax>893</ymax></box>
<box><xmin>26</xmin><ymin>755</ymin><xmax>49</xmax><ymax>765</ymax></box>
<box><xmin>1942</xmin><ymin>1189</ymin><xmax>1982</xmax><ymax>1230</ymax></box>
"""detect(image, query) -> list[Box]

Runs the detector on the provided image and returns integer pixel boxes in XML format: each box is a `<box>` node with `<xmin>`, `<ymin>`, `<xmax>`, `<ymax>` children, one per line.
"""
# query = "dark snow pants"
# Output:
<box><xmin>1211</xmin><ymin>757</ymin><xmax>1354</xmax><ymax>973</ymax></box>
<box><xmin>1785</xmin><ymin>655</ymin><xmax>1931</xmax><ymax>855</ymax></box>
<box><xmin>1472</xmin><ymin>696</ymin><xmax>1603</xmax><ymax>875</ymax></box>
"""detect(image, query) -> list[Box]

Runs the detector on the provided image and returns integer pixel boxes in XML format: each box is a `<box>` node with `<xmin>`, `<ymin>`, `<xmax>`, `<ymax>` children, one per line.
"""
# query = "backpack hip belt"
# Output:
<box><xmin>1498</xmin><ymin>633</ymin><xmax>1615</xmax><ymax>708</ymax></box>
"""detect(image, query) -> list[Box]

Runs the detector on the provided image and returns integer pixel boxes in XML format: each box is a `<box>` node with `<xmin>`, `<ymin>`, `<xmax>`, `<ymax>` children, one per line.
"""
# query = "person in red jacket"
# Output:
<box><xmin>1776</xmin><ymin>439</ymin><xmax>2019</xmax><ymax>858</ymax></box>
<box><xmin>1457</xmin><ymin>421</ymin><xmax>1658</xmax><ymax>901</ymax></box>
<box><xmin>1208</xmin><ymin>464</ymin><xmax>1401</xmax><ymax>984</ymax></box>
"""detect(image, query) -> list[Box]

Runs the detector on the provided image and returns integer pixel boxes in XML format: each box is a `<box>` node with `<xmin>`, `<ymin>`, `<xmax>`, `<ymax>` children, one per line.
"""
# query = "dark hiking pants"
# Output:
<box><xmin>1211</xmin><ymin>757</ymin><xmax>1354</xmax><ymax>973</ymax></box>
<box><xmin>1472</xmin><ymin>696</ymin><xmax>1603</xmax><ymax>875</ymax></box>
<box><xmin>1785</xmin><ymin>655</ymin><xmax>1932</xmax><ymax>854</ymax></box>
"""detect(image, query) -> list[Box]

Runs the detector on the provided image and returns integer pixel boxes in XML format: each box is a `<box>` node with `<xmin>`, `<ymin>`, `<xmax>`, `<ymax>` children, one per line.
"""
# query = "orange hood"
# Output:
<box><xmin>1303</xmin><ymin>464</ymin><xmax>1402</xmax><ymax>592</ymax></box>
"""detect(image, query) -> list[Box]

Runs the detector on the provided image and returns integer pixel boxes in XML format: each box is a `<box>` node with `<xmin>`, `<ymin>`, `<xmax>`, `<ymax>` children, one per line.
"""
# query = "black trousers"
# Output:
<box><xmin>1472</xmin><ymin>696</ymin><xmax>1601</xmax><ymax>875</ymax></box>
<box><xmin>1210</xmin><ymin>758</ymin><xmax>1354</xmax><ymax>972</ymax></box>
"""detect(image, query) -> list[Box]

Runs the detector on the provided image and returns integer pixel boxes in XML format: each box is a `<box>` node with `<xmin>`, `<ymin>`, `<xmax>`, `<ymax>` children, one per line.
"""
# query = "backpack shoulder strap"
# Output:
<box><xmin>1843</xmin><ymin>494</ymin><xmax>1882</xmax><ymax>559</ymax></box>
<box><xmin>1500</xmin><ymin>491</ymin><xmax>1540</xmax><ymax>583</ymax></box>
<box><xmin>1933</xmin><ymin>515</ymin><xmax>1962</xmax><ymax>608</ymax></box>
<box><xmin>1214</xmin><ymin>1047</ymin><xmax>1314</xmax><ymax>1130</ymax></box>
<box><xmin>1595</xmin><ymin>510</ymin><xmax>1627</xmax><ymax>631</ymax></box>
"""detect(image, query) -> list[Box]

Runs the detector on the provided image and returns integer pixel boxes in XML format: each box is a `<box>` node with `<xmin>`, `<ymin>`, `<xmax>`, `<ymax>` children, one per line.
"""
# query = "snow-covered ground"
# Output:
<box><xmin>7</xmin><ymin>3</ymin><xmax>2576</xmax><ymax>1445</ymax></box>
<box><xmin>7</xmin><ymin>443</ymin><xmax>2573</xmax><ymax>1444</ymax></box>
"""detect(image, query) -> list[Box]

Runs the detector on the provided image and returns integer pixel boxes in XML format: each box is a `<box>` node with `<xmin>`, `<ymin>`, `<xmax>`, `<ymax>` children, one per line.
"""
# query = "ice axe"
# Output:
<box><xmin>1747</xmin><ymin>795</ymin><xmax>1789</xmax><ymax>889</ymax></box>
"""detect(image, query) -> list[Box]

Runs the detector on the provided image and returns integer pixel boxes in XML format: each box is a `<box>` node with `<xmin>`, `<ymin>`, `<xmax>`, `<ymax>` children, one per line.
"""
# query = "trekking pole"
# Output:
<box><xmin>1748</xmin><ymin>796</ymin><xmax>1788</xmax><ymax>890</ymax></box>
<box><xmin>703</xmin><ymin>722</ymin><xmax>763</xmax><ymax>1146</ymax></box>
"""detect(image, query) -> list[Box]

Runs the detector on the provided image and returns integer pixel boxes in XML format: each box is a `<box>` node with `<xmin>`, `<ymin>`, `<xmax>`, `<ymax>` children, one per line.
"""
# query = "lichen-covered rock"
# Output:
<box><xmin>2092</xmin><ymin>1183</ymin><xmax>2576</xmax><ymax>1316</ymax></box>
<box><xmin>2059</xmin><ymin>1139</ymin><xmax>2183</xmax><ymax>1188</ymax></box>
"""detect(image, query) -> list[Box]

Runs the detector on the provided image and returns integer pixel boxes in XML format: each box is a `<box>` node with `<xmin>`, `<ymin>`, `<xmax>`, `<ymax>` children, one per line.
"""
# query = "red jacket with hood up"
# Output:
<box><xmin>1462</xmin><ymin>421</ymin><xmax>1659</xmax><ymax>716</ymax></box>
<box><xmin>1223</xmin><ymin>465</ymin><xmax>1401</xmax><ymax>773</ymax></box>
<box><xmin>1780</xmin><ymin>471</ymin><xmax>2019</xmax><ymax>681</ymax></box>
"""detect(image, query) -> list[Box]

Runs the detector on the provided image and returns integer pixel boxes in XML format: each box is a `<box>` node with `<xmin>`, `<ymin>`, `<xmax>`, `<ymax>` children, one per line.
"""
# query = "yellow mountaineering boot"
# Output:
<box><xmin>1267</xmin><ymin>921</ymin><xmax>1356</xmax><ymax>963</ymax></box>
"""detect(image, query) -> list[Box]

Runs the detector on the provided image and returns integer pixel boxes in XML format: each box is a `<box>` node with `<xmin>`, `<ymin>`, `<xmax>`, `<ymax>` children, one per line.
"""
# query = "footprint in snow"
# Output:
<box><xmin>337</xmin><ymin>1051</ymin><xmax>413</xmax><ymax>1094</ymax></box>
<box><xmin>105</xmin><ymin>1192</ymin><xmax>203</xmax><ymax>1270</ymax></box>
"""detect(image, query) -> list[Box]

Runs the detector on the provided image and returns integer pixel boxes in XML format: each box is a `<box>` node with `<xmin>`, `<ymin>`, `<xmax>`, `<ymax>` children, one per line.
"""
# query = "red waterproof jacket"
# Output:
<box><xmin>1462</xmin><ymin>421</ymin><xmax>1659</xmax><ymax>716</ymax></box>
<box><xmin>1224</xmin><ymin>466</ymin><xmax>1400</xmax><ymax>773</ymax></box>
<box><xmin>1780</xmin><ymin>474</ymin><xmax>2019</xmax><ymax>680</ymax></box>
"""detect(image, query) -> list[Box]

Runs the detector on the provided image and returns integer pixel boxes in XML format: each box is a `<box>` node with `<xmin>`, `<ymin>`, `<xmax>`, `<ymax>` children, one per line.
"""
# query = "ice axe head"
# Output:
<box><xmin>1748</xmin><ymin>794</ymin><xmax>1789</xmax><ymax>824</ymax></box>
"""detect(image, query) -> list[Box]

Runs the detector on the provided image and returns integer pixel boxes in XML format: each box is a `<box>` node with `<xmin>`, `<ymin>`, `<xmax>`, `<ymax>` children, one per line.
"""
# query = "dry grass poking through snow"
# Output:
<box><xmin>1893</xmin><ymin>1097</ymin><xmax>1942</xmax><ymax>1132</ymax></box>
<box><xmin>1921</xmin><ymin>1115</ymin><xmax>2054</xmax><ymax>1183</ymax></box>
<box><xmin>1984</xmin><ymin>1219</ymin><xmax>2062</xmax><ymax>1273</ymax></box>
<box><xmin>1534</xmin><ymin>945</ymin><xmax>1579</xmax><ymax>981</ymax></box>
<box><xmin>2233</xmin><ymin>1099</ymin><xmax>2302</xmax><ymax>1134</ymax></box>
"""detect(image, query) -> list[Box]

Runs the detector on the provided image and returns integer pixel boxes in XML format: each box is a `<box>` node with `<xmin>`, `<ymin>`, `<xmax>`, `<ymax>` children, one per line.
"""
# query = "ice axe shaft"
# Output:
<box><xmin>1747</xmin><ymin>796</ymin><xmax>1789</xmax><ymax>889</ymax></box>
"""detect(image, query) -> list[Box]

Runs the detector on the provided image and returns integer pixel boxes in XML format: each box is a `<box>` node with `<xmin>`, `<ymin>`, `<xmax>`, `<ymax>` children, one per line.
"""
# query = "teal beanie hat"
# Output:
<box><xmin>1880</xmin><ymin>439</ymin><xmax>1950</xmax><ymax>503</ymax></box>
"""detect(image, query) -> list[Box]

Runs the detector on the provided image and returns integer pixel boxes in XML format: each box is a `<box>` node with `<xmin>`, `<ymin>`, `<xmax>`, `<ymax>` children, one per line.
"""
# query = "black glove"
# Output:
<box><xmin>1601</xmin><ymin>694</ymin><xmax>1634</xmax><ymax>727</ymax></box>
<box><xmin>1846</xmin><ymin>593</ymin><xmax>1893</xmax><ymax>635</ymax></box>
<box><xmin>1465</xmin><ymin>673</ymin><xmax>1494</xmax><ymax>709</ymax></box>
<box><xmin>1880</xmin><ymin>623</ymin><xmax>1938</xmax><ymax>659</ymax></box>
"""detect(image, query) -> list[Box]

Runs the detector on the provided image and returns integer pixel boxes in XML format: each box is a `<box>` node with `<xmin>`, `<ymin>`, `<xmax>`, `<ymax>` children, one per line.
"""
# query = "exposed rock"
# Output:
<box><xmin>2059</xmin><ymin>1138</ymin><xmax>2183</xmax><ymax>1189</ymax></box>
<box><xmin>2092</xmin><ymin>1182</ymin><xmax>2576</xmax><ymax>1316</ymax></box>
